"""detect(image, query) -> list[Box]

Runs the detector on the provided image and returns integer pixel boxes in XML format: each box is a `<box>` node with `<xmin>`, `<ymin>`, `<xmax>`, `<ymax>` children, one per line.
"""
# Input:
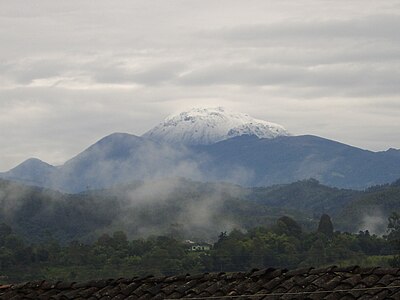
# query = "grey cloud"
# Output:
<box><xmin>1</xmin><ymin>54</ymin><xmax>186</xmax><ymax>87</ymax></box>
<box><xmin>254</xmin><ymin>45</ymin><xmax>400</xmax><ymax>67</ymax></box>
<box><xmin>205</xmin><ymin>14</ymin><xmax>400</xmax><ymax>43</ymax></box>
<box><xmin>92</xmin><ymin>61</ymin><xmax>186</xmax><ymax>85</ymax></box>
<box><xmin>178</xmin><ymin>63</ymin><xmax>301</xmax><ymax>86</ymax></box>
<box><xmin>177</xmin><ymin>62</ymin><xmax>400</xmax><ymax>97</ymax></box>
<box><xmin>0</xmin><ymin>58</ymin><xmax>68</xmax><ymax>84</ymax></box>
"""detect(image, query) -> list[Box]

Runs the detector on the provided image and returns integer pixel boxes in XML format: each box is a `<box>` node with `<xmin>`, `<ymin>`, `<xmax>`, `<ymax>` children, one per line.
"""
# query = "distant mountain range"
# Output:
<box><xmin>2</xmin><ymin>107</ymin><xmax>400</xmax><ymax>192</ymax></box>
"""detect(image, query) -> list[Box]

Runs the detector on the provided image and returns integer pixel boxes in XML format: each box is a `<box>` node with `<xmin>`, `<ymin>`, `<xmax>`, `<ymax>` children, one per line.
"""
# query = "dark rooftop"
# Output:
<box><xmin>1</xmin><ymin>266</ymin><xmax>400</xmax><ymax>299</ymax></box>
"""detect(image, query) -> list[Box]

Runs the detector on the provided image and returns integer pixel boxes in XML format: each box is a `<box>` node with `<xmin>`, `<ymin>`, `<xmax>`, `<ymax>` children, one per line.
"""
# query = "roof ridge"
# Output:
<box><xmin>2</xmin><ymin>266</ymin><xmax>400</xmax><ymax>291</ymax></box>
<box><xmin>1</xmin><ymin>266</ymin><xmax>400</xmax><ymax>299</ymax></box>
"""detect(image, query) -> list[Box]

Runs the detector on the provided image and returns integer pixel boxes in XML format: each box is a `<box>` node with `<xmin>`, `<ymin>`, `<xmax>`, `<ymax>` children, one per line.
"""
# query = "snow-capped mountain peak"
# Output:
<box><xmin>142</xmin><ymin>107</ymin><xmax>290</xmax><ymax>145</ymax></box>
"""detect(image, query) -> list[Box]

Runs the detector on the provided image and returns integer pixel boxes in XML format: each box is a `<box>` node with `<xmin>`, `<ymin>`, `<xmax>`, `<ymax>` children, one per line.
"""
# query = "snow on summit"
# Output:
<box><xmin>142</xmin><ymin>107</ymin><xmax>290</xmax><ymax>145</ymax></box>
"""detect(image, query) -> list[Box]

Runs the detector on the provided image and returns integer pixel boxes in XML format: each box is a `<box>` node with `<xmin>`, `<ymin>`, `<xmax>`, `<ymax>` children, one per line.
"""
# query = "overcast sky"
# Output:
<box><xmin>1</xmin><ymin>0</ymin><xmax>400</xmax><ymax>171</ymax></box>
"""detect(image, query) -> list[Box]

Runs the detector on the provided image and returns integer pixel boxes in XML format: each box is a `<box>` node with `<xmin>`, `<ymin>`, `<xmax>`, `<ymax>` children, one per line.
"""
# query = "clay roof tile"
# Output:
<box><xmin>1</xmin><ymin>266</ymin><xmax>400</xmax><ymax>299</ymax></box>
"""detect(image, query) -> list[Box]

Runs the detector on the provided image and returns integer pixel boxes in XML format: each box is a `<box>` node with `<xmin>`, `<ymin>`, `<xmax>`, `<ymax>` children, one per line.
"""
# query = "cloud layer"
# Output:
<box><xmin>1</xmin><ymin>0</ymin><xmax>400</xmax><ymax>170</ymax></box>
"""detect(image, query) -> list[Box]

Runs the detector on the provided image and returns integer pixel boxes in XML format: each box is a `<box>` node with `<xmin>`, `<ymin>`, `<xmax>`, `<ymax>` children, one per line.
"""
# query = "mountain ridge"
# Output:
<box><xmin>2</xmin><ymin>133</ymin><xmax>400</xmax><ymax>192</ymax></box>
<box><xmin>1</xmin><ymin>108</ymin><xmax>400</xmax><ymax>192</ymax></box>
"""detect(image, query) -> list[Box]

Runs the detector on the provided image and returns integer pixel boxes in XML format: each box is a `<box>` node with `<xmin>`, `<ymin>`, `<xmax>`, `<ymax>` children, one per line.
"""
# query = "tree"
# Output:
<box><xmin>387</xmin><ymin>212</ymin><xmax>400</xmax><ymax>246</ymax></box>
<box><xmin>0</xmin><ymin>224</ymin><xmax>12</xmax><ymax>248</ymax></box>
<box><xmin>112</xmin><ymin>231</ymin><xmax>128</xmax><ymax>250</ymax></box>
<box><xmin>275</xmin><ymin>216</ymin><xmax>302</xmax><ymax>236</ymax></box>
<box><xmin>387</xmin><ymin>212</ymin><xmax>400</xmax><ymax>267</ymax></box>
<box><xmin>304</xmin><ymin>239</ymin><xmax>327</xmax><ymax>266</ymax></box>
<box><xmin>167</xmin><ymin>223</ymin><xmax>184</xmax><ymax>240</ymax></box>
<box><xmin>213</xmin><ymin>232</ymin><xmax>228</xmax><ymax>249</ymax></box>
<box><xmin>317</xmin><ymin>214</ymin><xmax>334</xmax><ymax>238</ymax></box>
<box><xmin>97</xmin><ymin>233</ymin><xmax>113</xmax><ymax>247</ymax></box>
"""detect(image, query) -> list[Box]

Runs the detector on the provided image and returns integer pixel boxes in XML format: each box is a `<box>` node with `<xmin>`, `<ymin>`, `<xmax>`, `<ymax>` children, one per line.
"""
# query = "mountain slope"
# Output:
<box><xmin>143</xmin><ymin>107</ymin><xmax>289</xmax><ymax>145</ymax></box>
<box><xmin>2</xmin><ymin>134</ymin><xmax>400</xmax><ymax>192</ymax></box>
<box><xmin>246</xmin><ymin>178</ymin><xmax>360</xmax><ymax>215</ymax></box>
<box><xmin>43</xmin><ymin>132</ymin><xmax>199</xmax><ymax>192</ymax></box>
<box><xmin>1</xmin><ymin>158</ymin><xmax>57</xmax><ymax>187</ymax></box>
<box><xmin>195</xmin><ymin>135</ymin><xmax>400</xmax><ymax>189</ymax></box>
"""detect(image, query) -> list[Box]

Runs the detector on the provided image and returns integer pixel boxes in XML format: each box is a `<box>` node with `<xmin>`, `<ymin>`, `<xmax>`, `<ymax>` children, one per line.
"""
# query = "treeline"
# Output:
<box><xmin>1</xmin><ymin>213</ymin><xmax>399</xmax><ymax>283</ymax></box>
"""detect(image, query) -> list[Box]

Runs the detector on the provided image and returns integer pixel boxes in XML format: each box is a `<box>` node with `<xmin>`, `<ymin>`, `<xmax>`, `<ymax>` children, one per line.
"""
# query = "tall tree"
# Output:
<box><xmin>317</xmin><ymin>214</ymin><xmax>334</xmax><ymax>238</ymax></box>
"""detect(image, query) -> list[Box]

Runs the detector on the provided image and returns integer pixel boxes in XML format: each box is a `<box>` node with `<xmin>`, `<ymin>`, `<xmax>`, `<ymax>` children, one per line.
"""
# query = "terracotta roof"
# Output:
<box><xmin>1</xmin><ymin>266</ymin><xmax>400</xmax><ymax>299</ymax></box>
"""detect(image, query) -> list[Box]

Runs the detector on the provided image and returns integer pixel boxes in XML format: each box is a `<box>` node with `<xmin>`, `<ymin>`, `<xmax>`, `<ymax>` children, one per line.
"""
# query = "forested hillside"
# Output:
<box><xmin>338</xmin><ymin>179</ymin><xmax>400</xmax><ymax>232</ymax></box>
<box><xmin>1</xmin><ymin>177</ymin><xmax>400</xmax><ymax>244</ymax></box>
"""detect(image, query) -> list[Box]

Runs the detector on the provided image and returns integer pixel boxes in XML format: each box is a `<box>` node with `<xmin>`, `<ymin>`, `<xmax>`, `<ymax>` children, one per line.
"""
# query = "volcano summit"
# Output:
<box><xmin>142</xmin><ymin>107</ymin><xmax>290</xmax><ymax>145</ymax></box>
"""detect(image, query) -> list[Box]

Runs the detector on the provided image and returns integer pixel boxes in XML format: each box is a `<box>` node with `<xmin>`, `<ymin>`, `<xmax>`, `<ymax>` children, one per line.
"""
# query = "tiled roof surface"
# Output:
<box><xmin>1</xmin><ymin>266</ymin><xmax>400</xmax><ymax>299</ymax></box>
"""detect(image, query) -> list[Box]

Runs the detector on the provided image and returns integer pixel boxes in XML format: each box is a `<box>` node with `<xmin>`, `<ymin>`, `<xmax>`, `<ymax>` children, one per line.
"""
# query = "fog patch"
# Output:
<box><xmin>114</xmin><ymin>178</ymin><xmax>246</xmax><ymax>241</ymax></box>
<box><xmin>358</xmin><ymin>210</ymin><xmax>387</xmax><ymax>235</ymax></box>
<box><xmin>0</xmin><ymin>180</ymin><xmax>39</xmax><ymax>220</ymax></box>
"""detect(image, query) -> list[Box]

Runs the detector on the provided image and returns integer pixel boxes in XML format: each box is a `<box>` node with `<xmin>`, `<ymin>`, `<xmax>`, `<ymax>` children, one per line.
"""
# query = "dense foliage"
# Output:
<box><xmin>0</xmin><ymin>214</ymin><xmax>398</xmax><ymax>284</ymax></box>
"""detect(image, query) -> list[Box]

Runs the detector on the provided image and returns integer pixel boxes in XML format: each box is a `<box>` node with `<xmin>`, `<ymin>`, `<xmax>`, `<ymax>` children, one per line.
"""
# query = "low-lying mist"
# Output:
<box><xmin>1</xmin><ymin>170</ymin><xmax>399</xmax><ymax>244</ymax></box>
<box><xmin>0</xmin><ymin>177</ymin><xmax>253</xmax><ymax>243</ymax></box>
<box><xmin>31</xmin><ymin>134</ymin><xmax>257</xmax><ymax>194</ymax></box>
<box><xmin>106</xmin><ymin>178</ymin><xmax>248</xmax><ymax>241</ymax></box>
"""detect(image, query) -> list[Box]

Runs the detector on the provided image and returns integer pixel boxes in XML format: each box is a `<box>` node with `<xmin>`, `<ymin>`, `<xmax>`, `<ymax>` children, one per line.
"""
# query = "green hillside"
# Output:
<box><xmin>337</xmin><ymin>180</ymin><xmax>400</xmax><ymax>232</ymax></box>
<box><xmin>0</xmin><ymin>177</ymin><xmax>399</xmax><ymax>244</ymax></box>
